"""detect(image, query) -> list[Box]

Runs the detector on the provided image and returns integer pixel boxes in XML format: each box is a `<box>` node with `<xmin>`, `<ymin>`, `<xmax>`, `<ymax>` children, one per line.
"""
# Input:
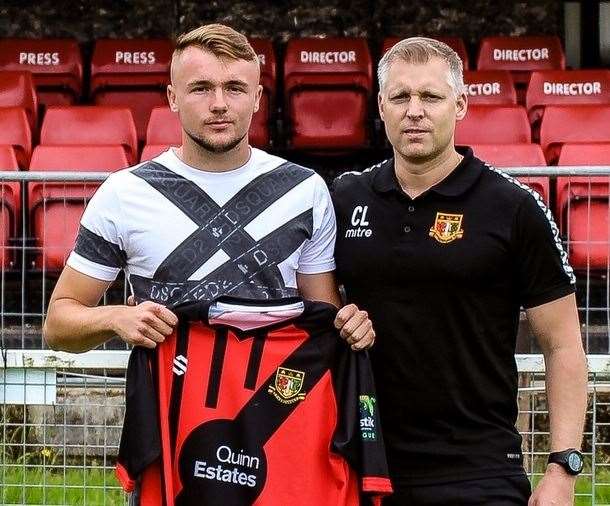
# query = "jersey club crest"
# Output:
<box><xmin>268</xmin><ymin>367</ymin><xmax>306</xmax><ymax>404</ymax></box>
<box><xmin>429</xmin><ymin>212</ymin><xmax>464</xmax><ymax>244</ymax></box>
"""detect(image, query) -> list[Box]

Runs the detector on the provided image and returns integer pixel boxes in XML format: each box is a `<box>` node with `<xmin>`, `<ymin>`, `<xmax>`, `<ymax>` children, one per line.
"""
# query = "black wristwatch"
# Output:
<box><xmin>547</xmin><ymin>449</ymin><xmax>584</xmax><ymax>475</ymax></box>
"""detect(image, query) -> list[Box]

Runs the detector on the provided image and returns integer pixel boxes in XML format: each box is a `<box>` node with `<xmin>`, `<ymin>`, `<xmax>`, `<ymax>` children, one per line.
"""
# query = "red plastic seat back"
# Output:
<box><xmin>539</xmin><ymin>105</ymin><xmax>610</xmax><ymax>164</ymax></box>
<box><xmin>470</xmin><ymin>143</ymin><xmax>548</xmax><ymax>202</ymax></box>
<box><xmin>146</xmin><ymin>106</ymin><xmax>181</xmax><ymax>146</ymax></box>
<box><xmin>0</xmin><ymin>71</ymin><xmax>38</xmax><ymax>129</ymax></box>
<box><xmin>526</xmin><ymin>70</ymin><xmax>610</xmax><ymax>129</ymax></box>
<box><xmin>40</xmin><ymin>106</ymin><xmax>138</xmax><ymax>164</ymax></box>
<box><xmin>29</xmin><ymin>145</ymin><xmax>129</xmax><ymax>270</ymax></box>
<box><xmin>248</xmin><ymin>38</ymin><xmax>276</xmax><ymax>148</ymax></box>
<box><xmin>284</xmin><ymin>37</ymin><xmax>372</xmax><ymax>149</ymax></box>
<box><xmin>0</xmin><ymin>148</ymin><xmax>19</xmax><ymax>265</ymax></box>
<box><xmin>382</xmin><ymin>37</ymin><xmax>469</xmax><ymax>69</ymax></box>
<box><xmin>464</xmin><ymin>71</ymin><xmax>516</xmax><ymax>105</ymax></box>
<box><xmin>0</xmin><ymin>107</ymin><xmax>32</xmax><ymax>168</ymax></box>
<box><xmin>477</xmin><ymin>36</ymin><xmax>565</xmax><ymax>85</ymax></box>
<box><xmin>455</xmin><ymin>105</ymin><xmax>530</xmax><ymax>145</ymax></box>
<box><xmin>0</xmin><ymin>39</ymin><xmax>82</xmax><ymax>106</ymax></box>
<box><xmin>90</xmin><ymin>39</ymin><xmax>172</xmax><ymax>91</ymax></box>
<box><xmin>0</xmin><ymin>145</ymin><xmax>19</xmax><ymax>269</ymax></box>
<box><xmin>90</xmin><ymin>39</ymin><xmax>172</xmax><ymax>141</ymax></box>
<box><xmin>556</xmin><ymin>144</ymin><xmax>610</xmax><ymax>270</ymax></box>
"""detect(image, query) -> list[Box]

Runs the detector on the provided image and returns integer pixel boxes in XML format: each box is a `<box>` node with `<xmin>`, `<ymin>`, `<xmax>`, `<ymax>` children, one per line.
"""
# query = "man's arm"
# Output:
<box><xmin>44</xmin><ymin>266</ymin><xmax>177</xmax><ymax>353</ymax></box>
<box><xmin>526</xmin><ymin>293</ymin><xmax>587</xmax><ymax>505</ymax></box>
<box><xmin>297</xmin><ymin>271</ymin><xmax>375</xmax><ymax>350</ymax></box>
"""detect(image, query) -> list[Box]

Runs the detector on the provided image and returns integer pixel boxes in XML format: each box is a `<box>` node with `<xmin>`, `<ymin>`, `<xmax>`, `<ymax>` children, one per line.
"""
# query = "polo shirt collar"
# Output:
<box><xmin>372</xmin><ymin>146</ymin><xmax>483</xmax><ymax>198</ymax></box>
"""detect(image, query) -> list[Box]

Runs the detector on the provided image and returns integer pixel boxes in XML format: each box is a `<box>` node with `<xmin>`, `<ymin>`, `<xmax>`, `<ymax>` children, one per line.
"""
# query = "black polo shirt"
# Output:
<box><xmin>331</xmin><ymin>147</ymin><xmax>575</xmax><ymax>486</ymax></box>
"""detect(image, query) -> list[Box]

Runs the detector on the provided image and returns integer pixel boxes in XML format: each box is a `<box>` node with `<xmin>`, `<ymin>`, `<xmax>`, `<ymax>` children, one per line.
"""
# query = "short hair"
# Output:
<box><xmin>172</xmin><ymin>24</ymin><xmax>259</xmax><ymax>76</ymax></box>
<box><xmin>378</xmin><ymin>37</ymin><xmax>465</xmax><ymax>95</ymax></box>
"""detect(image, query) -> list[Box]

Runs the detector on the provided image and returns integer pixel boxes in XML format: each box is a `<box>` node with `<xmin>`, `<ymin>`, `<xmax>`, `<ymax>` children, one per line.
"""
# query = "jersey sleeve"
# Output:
<box><xmin>513</xmin><ymin>192</ymin><xmax>576</xmax><ymax>309</ymax></box>
<box><xmin>66</xmin><ymin>175</ymin><xmax>127</xmax><ymax>281</ymax></box>
<box><xmin>331</xmin><ymin>348</ymin><xmax>393</xmax><ymax>503</ymax></box>
<box><xmin>116</xmin><ymin>347</ymin><xmax>161</xmax><ymax>493</ymax></box>
<box><xmin>297</xmin><ymin>175</ymin><xmax>337</xmax><ymax>274</ymax></box>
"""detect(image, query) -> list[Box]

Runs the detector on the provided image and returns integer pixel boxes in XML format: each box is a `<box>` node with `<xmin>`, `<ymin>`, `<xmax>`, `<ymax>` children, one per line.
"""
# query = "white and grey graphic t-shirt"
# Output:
<box><xmin>67</xmin><ymin>148</ymin><xmax>336</xmax><ymax>304</ymax></box>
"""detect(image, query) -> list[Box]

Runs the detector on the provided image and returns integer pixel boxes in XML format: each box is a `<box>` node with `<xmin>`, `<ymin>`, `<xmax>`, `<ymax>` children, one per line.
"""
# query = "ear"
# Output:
<box><xmin>455</xmin><ymin>91</ymin><xmax>468</xmax><ymax>121</ymax></box>
<box><xmin>167</xmin><ymin>84</ymin><xmax>178</xmax><ymax>113</ymax></box>
<box><xmin>378</xmin><ymin>92</ymin><xmax>385</xmax><ymax>122</ymax></box>
<box><xmin>253</xmin><ymin>84</ymin><xmax>263</xmax><ymax>113</ymax></box>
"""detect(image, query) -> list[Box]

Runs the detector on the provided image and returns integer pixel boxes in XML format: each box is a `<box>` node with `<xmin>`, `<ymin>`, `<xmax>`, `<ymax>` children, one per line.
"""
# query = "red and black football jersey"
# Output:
<box><xmin>116</xmin><ymin>297</ymin><xmax>392</xmax><ymax>505</ymax></box>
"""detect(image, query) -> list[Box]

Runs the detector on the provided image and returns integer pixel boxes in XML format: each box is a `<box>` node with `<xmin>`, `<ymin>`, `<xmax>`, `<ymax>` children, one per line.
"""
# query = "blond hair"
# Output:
<box><xmin>172</xmin><ymin>24</ymin><xmax>259</xmax><ymax>75</ymax></box>
<box><xmin>378</xmin><ymin>37</ymin><xmax>465</xmax><ymax>95</ymax></box>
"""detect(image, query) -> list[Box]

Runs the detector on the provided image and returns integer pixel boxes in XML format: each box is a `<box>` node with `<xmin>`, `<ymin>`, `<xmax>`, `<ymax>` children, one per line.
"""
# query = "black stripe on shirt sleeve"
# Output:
<box><xmin>73</xmin><ymin>225</ymin><xmax>127</xmax><ymax>269</ymax></box>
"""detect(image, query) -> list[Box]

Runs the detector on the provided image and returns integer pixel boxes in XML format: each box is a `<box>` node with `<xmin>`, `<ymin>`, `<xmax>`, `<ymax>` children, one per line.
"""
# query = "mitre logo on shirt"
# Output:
<box><xmin>268</xmin><ymin>367</ymin><xmax>306</xmax><ymax>404</ymax></box>
<box><xmin>345</xmin><ymin>205</ymin><xmax>373</xmax><ymax>238</ymax></box>
<box><xmin>429</xmin><ymin>212</ymin><xmax>464</xmax><ymax>244</ymax></box>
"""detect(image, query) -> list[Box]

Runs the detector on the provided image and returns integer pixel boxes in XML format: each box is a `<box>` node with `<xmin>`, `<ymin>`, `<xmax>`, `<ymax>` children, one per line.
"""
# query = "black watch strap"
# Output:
<box><xmin>548</xmin><ymin>449</ymin><xmax>584</xmax><ymax>475</ymax></box>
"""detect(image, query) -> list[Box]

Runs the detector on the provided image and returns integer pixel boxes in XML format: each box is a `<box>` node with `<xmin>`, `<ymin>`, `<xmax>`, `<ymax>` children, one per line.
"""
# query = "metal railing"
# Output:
<box><xmin>0</xmin><ymin>168</ymin><xmax>610</xmax><ymax>504</ymax></box>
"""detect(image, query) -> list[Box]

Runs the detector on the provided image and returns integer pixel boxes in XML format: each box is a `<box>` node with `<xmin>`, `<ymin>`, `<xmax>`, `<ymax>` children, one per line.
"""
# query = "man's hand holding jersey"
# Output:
<box><xmin>335</xmin><ymin>304</ymin><xmax>375</xmax><ymax>350</ymax></box>
<box><xmin>115</xmin><ymin>300</ymin><xmax>178</xmax><ymax>348</ymax></box>
<box><xmin>126</xmin><ymin>296</ymin><xmax>375</xmax><ymax>351</ymax></box>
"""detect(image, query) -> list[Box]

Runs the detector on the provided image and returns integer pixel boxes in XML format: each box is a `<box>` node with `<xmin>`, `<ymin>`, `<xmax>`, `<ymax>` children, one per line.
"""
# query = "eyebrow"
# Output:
<box><xmin>187</xmin><ymin>78</ymin><xmax>249</xmax><ymax>89</ymax></box>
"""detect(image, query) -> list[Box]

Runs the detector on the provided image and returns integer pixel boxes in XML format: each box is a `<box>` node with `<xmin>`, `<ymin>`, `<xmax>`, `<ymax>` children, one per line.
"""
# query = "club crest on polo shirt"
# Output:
<box><xmin>268</xmin><ymin>367</ymin><xmax>306</xmax><ymax>404</ymax></box>
<box><xmin>429</xmin><ymin>212</ymin><xmax>464</xmax><ymax>243</ymax></box>
<box><xmin>345</xmin><ymin>205</ymin><xmax>373</xmax><ymax>238</ymax></box>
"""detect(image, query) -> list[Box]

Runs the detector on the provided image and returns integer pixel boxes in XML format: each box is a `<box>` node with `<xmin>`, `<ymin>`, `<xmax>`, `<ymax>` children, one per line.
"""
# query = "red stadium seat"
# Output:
<box><xmin>455</xmin><ymin>105</ymin><xmax>530</xmax><ymax>145</ymax></box>
<box><xmin>382</xmin><ymin>37</ymin><xmax>469</xmax><ymax>69</ymax></box>
<box><xmin>464</xmin><ymin>71</ymin><xmax>516</xmax><ymax>105</ymax></box>
<box><xmin>556</xmin><ymin>143</ymin><xmax>610</xmax><ymax>269</ymax></box>
<box><xmin>141</xmin><ymin>144</ymin><xmax>174</xmax><ymax>161</ymax></box>
<box><xmin>526</xmin><ymin>70</ymin><xmax>610</xmax><ymax>133</ymax></box>
<box><xmin>40</xmin><ymin>106</ymin><xmax>138</xmax><ymax>164</ymax></box>
<box><xmin>90</xmin><ymin>39</ymin><xmax>173</xmax><ymax>142</ymax></box>
<box><xmin>470</xmin><ymin>143</ymin><xmax>548</xmax><ymax>203</ymax></box>
<box><xmin>29</xmin><ymin>145</ymin><xmax>129</xmax><ymax>270</ymax></box>
<box><xmin>0</xmin><ymin>71</ymin><xmax>38</xmax><ymax>129</ymax></box>
<box><xmin>284</xmin><ymin>37</ymin><xmax>373</xmax><ymax>149</ymax></box>
<box><xmin>0</xmin><ymin>145</ymin><xmax>20</xmax><ymax>269</ymax></box>
<box><xmin>0</xmin><ymin>39</ymin><xmax>82</xmax><ymax>106</ymax></box>
<box><xmin>476</xmin><ymin>36</ymin><xmax>565</xmax><ymax>84</ymax></box>
<box><xmin>249</xmin><ymin>38</ymin><xmax>276</xmax><ymax>148</ymax></box>
<box><xmin>539</xmin><ymin>105</ymin><xmax>610</xmax><ymax>164</ymax></box>
<box><xmin>0</xmin><ymin>107</ymin><xmax>32</xmax><ymax>168</ymax></box>
<box><xmin>146</xmin><ymin>106</ymin><xmax>181</xmax><ymax>146</ymax></box>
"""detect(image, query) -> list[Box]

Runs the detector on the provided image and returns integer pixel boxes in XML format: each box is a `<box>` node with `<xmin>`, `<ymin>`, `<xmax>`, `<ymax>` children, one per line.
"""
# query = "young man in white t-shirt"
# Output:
<box><xmin>43</xmin><ymin>24</ymin><xmax>374</xmax><ymax>353</ymax></box>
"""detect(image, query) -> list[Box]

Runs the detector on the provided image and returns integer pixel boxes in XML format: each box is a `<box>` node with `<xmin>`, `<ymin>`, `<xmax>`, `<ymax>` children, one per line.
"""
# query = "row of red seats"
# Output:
<box><xmin>2</xmin><ymin>103</ymin><xmax>609</xmax><ymax>170</ymax></box>
<box><xmin>0</xmin><ymin>36</ymin><xmax>570</xmax><ymax>146</ymax></box>
<box><xmin>0</xmin><ymin>141</ymin><xmax>609</xmax><ymax>272</ymax></box>
<box><xmin>3</xmin><ymin>67</ymin><xmax>609</xmax><ymax>150</ymax></box>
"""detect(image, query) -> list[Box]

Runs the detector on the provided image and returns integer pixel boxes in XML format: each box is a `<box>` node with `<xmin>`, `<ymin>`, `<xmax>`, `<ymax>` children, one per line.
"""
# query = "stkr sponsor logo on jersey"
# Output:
<box><xmin>268</xmin><ymin>367</ymin><xmax>306</xmax><ymax>404</ymax></box>
<box><xmin>359</xmin><ymin>395</ymin><xmax>378</xmax><ymax>441</ymax></box>
<box><xmin>345</xmin><ymin>205</ymin><xmax>373</xmax><ymax>238</ymax></box>
<box><xmin>429</xmin><ymin>212</ymin><xmax>464</xmax><ymax>244</ymax></box>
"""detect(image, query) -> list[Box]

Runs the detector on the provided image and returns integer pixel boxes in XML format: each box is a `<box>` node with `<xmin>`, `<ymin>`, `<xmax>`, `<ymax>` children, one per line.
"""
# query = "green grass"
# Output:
<box><xmin>1</xmin><ymin>465</ymin><xmax>609</xmax><ymax>505</ymax></box>
<box><xmin>530</xmin><ymin>467</ymin><xmax>610</xmax><ymax>506</ymax></box>
<box><xmin>1</xmin><ymin>466</ymin><xmax>126</xmax><ymax>505</ymax></box>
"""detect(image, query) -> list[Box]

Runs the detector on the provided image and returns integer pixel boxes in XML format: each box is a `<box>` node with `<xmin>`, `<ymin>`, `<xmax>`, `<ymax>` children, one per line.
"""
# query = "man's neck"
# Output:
<box><xmin>177</xmin><ymin>137</ymin><xmax>251</xmax><ymax>172</ymax></box>
<box><xmin>394</xmin><ymin>147</ymin><xmax>463</xmax><ymax>199</ymax></box>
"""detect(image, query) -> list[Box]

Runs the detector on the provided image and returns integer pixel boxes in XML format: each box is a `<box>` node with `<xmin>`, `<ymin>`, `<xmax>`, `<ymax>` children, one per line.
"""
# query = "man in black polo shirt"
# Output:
<box><xmin>332</xmin><ymin>37</ymin><xmax>587</xmax><ymax>505</ymax></box>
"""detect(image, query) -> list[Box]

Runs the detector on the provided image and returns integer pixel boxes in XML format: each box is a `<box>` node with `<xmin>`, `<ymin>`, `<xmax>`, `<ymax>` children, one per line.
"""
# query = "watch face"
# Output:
<box><xmin>568</xmin><ymin>452</ymin><xmax>583</xmax><ymax>472</ymax></box>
